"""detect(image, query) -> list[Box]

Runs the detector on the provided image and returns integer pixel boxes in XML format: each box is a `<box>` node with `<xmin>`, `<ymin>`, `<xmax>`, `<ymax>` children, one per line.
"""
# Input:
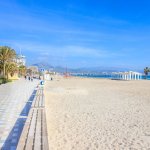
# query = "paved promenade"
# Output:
<box><xmin>0</xmin><ymin>79</ymin><xmax>39</xmax><ymax>149</ymax></box>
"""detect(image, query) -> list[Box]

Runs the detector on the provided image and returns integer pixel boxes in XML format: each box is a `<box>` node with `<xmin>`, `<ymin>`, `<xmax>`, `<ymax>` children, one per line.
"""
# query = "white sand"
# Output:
<box><xmin>44</xmin><ymin>77</ymin><xmax>150</xmax><ymax>149</ymax></box>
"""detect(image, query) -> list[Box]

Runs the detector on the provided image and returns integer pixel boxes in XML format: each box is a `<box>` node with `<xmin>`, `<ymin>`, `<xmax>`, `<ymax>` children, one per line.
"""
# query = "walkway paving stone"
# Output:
<box><xmin>0</xmin><ymin>79</ymin><xmax>39</xmax><ymax>149</ymax></box>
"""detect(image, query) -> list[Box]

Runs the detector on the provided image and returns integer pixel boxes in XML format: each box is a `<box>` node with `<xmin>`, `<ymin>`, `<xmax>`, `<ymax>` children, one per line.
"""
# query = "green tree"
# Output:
<box><xmin>6</xmin><ymin>62</ymin><xmax>18</xmax><ymax>78</ymax></box>
<box><xmin>0</xmin><ymin>46</ymin><xmax>16</xmax><ymax>78</ymax></box>
<box><xmin>18</xmin><ymin>65</ymin><xmax>26</xmax><ymax>76</ymax></box>
<box><xmin>144</xmin><ymin>67</ymin><xmax>150</xmax><ymax>79</ymax></box>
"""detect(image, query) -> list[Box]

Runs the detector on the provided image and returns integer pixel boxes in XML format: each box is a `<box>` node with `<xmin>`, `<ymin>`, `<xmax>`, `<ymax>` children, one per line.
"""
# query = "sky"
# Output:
<box><xmin>0</xmin><ymin>0</ymin><xmax>150</xmax><ymax>70</ymax></box>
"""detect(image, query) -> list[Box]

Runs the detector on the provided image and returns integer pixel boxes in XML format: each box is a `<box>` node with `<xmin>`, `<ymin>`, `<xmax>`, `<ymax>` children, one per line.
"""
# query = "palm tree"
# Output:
<box><xmin>144</xmin><ymin>67</ymin><xmax>149</xmax><ymax>79</ymax></box>
<box><xmin>6</xmin><ymin>63</ymin><xmax>18</xmax><ymax>78</ymax></box>
<box><xmin>0</xmin><ymin>46</ymin><xmax>16</xmax><ymax>78</ymax></box>
<box><xmin>18</xmin><ymin>65</ymin><xmax>26</xmax><ymax>76</ymax></box>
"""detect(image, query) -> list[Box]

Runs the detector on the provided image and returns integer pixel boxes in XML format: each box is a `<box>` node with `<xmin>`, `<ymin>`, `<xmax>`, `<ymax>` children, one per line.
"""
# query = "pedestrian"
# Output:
<box><xmin>28</xmin><ymin>76</ymin><xmax>30</xmax><ymax>81</ymax></box>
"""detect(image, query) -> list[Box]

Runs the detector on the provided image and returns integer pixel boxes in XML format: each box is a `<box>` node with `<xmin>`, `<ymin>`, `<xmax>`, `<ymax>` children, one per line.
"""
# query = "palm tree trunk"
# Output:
<box><xmin>7</xmin><ymin>73</ymin><xmax>9</xmax><ymax>80</ymax></box>
<box><xmin>3</xmin><ymin>62</ymin><xmax>6</xmax><ymax>79</ymax></box>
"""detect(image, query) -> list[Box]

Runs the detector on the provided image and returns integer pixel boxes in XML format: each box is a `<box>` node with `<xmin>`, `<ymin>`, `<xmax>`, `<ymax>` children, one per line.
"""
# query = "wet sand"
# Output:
<box><xmin>44</xmin><ymin>77</ymin><xmax>150</xmax><ymax>149</ymax></box>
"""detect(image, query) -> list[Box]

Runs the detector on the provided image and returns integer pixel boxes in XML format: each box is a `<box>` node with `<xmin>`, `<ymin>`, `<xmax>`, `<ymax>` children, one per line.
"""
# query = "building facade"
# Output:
<box><xmin>15</xmin><ymin>55</ymin><xmax>26</xmax><ymax>66</ymax></box>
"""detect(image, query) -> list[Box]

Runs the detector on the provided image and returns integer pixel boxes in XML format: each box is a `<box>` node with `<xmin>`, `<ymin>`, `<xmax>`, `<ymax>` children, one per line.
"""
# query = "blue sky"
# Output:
<box><xmin>0</xmin><ymin>0</ymin><xmax>150</xmax><ymax>70</ymax></box>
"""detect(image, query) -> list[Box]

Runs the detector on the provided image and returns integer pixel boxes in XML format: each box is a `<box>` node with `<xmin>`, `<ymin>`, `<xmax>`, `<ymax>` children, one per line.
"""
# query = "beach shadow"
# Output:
<box><xmin>1</xmin><ymin>90</ymin><xmax>37</xmax><ymax>150</ymax></box>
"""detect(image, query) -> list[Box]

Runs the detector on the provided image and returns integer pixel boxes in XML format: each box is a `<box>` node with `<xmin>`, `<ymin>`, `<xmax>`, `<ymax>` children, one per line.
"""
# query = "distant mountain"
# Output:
<box><xmin>32</xmin><ymin>62</ymin><xmax>54</xmax><ymax>71</ymax></box>
<box><xmin>54</xmin><ymin>66</ymin><xmax>143</xmax><ymax>73</ymax></box>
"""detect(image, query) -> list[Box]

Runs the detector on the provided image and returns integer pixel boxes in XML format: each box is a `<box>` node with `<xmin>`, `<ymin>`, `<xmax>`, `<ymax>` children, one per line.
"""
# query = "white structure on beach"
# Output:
<box><xmin>112</xmin><ymin>71</ymin><xmax>142</xmax><ymax>80</ymax></box>
<box><xmin>44</xmin><ymin>74</ymin><xmax>51</xmax><ymax>80</ymax></box>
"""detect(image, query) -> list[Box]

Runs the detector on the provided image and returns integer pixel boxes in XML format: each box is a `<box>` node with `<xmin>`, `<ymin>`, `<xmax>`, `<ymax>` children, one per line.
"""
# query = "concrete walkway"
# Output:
<box><xmin>0</xmin><ymin>79</ymin><xmax>39</xmax><ymax>149</ymax></box>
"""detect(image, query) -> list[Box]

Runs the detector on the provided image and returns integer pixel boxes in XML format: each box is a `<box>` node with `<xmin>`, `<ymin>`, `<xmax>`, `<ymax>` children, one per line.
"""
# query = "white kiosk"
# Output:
<box><xmin>112</xmin><ymin>71</ymin><xmax>142</xmax><ymax>80</ymax></box>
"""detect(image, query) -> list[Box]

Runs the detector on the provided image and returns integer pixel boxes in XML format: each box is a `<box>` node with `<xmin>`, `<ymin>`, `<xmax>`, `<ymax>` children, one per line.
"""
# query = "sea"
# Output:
<box><xmin>74</xmin><ymin>74</ymin><xmax>150</xmax><ymax>80</ymax></box>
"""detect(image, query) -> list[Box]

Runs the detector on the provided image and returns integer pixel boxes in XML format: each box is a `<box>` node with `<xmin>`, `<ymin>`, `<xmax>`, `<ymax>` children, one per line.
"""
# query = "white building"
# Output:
<box><xmin>15</xmin><ymin>55</ymin><xmax>26</xmax><ymax>66</ymax></box>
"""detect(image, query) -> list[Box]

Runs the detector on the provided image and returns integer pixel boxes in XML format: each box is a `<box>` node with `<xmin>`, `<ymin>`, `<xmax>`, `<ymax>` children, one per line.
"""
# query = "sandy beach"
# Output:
<box><xmin>44</xmin><ymin>77</ymin><xmax>150</xmax><ymax>149</ymax></box>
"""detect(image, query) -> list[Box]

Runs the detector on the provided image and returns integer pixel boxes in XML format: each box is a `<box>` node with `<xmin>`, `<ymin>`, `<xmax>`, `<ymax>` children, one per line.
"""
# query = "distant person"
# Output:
<box><xmin>25</xmin><ymin>75</ymin><xmax>27</xmax><ymax>80</ymax></box>
<box><xmin>31</xmin><ymin>77</ymin><xmax>33</xmax><ymax>82</ymax></box>
<box><xmin>51</xmin><ymin>77</ymin><xmax>53</xmax><ymax>81</ymax></box>
<box><xmin>28</xmin><ymin>76</ymin><xmax>31</xmax><ymax>81</ymax></box>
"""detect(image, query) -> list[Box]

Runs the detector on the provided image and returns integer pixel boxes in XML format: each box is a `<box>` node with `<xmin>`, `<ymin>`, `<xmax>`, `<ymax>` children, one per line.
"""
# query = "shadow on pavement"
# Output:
<box><xmin>1</xmin><ymin>89</ymin><xmax>37</xmax><ymax>150</ymax></box>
